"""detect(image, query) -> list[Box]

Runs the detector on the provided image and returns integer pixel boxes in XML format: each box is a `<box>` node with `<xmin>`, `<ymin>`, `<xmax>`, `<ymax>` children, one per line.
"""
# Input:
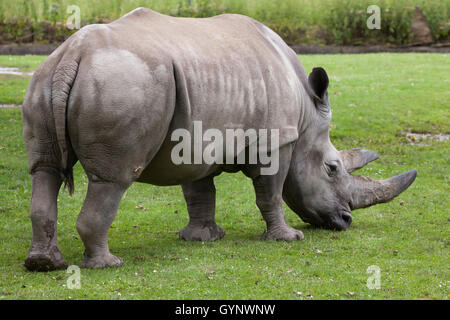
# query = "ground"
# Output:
<box><xmin>0</xmin><ymin>53</ymin><xmax>448</xmax><ymax>299</ymax></box>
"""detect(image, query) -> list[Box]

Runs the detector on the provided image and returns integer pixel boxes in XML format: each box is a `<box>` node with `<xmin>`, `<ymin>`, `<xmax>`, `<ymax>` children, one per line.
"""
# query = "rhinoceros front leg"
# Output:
<box><xmin>24</xmin><ymin>169</ymin><xmax>68</xmax><ymax>271</ymax></box>
<box><xmin>251</xmin><ymin>145</ymin><xmax>304</xmax><ymax>241</ymax></box>
<box><xmin>76</xmin><ymin>181</ymin><xmax>126</xmax><ymax>268</ymax></box>
<box><xmin>179</xmin><ymin>176</ymin><xmax>225</xmax><ymax>241</ymax></box>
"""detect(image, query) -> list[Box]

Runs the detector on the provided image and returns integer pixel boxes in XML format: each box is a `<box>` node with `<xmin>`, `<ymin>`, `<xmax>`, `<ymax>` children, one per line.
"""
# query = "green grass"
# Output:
<box><xmin>0</xmin><ymin>53</ymin><xmax>449</xmax><ymax>300</ymax></box>
<box><xmin>0</xmin><ymin>55</ymin><xmax>46</xmax><ymax>71</ymax></box>
<box><xmin>0</xmin><ymin>0</ymin><xmax>448</xmax><ymax>44</ymax></box>
<box><xmin>0</xmin><ymin>55</ymin><xmax>46</xmax><ymax>104</ymax></box>
<box><xmin>0</xmin><ymin>75</ymin><xmax>30</xmax><ymax>104</ymax></box>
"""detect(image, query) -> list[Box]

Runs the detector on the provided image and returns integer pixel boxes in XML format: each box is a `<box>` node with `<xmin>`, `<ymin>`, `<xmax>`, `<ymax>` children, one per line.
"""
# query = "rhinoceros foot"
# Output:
<box><xmin>179</xmin><ymin>223</ymin><xmax>225</xmax><ymax>242</ymax></box>
<box><xmin>81</xmin><ymin>252</ymin><xmax>123</xmax><ymax>269</ymax></box>
<box><xmin>24</xmin><ymin>247</ymin><xmax>68</xmax><ymax>272</ymax></box>
<box><xmin>262</xmin><ymin>225</ymin><xmax>304</xmax><ymax>242</ymax></box>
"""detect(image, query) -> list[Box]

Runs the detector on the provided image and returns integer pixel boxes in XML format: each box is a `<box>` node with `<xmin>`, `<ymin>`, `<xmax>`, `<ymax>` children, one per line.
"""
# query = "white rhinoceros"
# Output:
<box><xmin>22</xmin><ymin>8</ymin><xmax>416</xmax><ymax>271</ymax></box>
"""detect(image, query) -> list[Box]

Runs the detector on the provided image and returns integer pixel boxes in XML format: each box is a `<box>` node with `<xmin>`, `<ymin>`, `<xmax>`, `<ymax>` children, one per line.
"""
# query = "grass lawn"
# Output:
<box><xmin>0</xmin><ymin>55</ymin><xmax>45</xmax><ymax>105</ymax></box>
<box><xmin>0</xmin><ymin>53</ymin><xmax>448</xmax><ymax>300</ymax></box>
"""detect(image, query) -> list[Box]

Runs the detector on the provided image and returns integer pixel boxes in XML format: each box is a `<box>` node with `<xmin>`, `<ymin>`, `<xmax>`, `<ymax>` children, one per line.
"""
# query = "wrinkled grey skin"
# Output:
<box><xmin>22</xmin><ymin>8</ymin><xmax>417</xmax><ymax>271</ymax></box>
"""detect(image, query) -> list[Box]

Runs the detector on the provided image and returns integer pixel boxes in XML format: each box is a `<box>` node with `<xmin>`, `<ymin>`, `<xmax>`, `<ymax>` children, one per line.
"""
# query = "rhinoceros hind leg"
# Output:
<box><xmin>25</xmin><ymin>248</ymin><xmax>68</xmax><ymax>272</ymax></box>
<box><xmin>25</xmin><ymin>169</ymin><xmax>68</xmax><ymax>271</ymax></box>
<box><xmin>251</xmin><ymin>145</ymin><xmax>304</xmax><ymax>242</ymax></box>
<box><xmin>81</xmin><ymin>251</ymin><xmax>123</xmax><ymax>269</ymax></box>
<box><xmin>179</xmin><ymin>176</ymin><xmax>225</xmax><ymax>241</ymax></box>
<box><xmin>76</xmin><ymin>181</ymin><xmax>126</xmax><ymax>269</ymax></box>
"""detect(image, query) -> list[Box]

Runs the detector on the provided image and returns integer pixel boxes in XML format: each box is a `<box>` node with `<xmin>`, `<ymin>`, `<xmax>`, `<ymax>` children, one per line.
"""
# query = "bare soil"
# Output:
<box><xmin>1</xmin><ymin>42</ymin><xmax>449</xmax><ymax>56</ymax></box>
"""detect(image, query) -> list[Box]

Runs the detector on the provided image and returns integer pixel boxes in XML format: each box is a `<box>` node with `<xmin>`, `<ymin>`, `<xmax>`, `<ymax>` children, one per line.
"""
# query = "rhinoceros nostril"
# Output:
<box><xmin>341</xmin><ymin>212</ymin><xmax>352</xmax><ymax>225</ymax></box>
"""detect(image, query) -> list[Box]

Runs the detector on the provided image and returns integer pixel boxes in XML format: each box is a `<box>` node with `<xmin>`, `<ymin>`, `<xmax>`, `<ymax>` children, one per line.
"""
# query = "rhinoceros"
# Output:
<box><xmin>22</xmin><ymin>8</ymin><xmax>417</xmax><ymax>271</ymax></box>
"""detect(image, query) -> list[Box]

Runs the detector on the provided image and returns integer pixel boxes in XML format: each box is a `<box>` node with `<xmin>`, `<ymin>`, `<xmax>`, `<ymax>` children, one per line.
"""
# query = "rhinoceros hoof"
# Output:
<box><xmin>179</xmin><ymin>223</ymin><xmax>226</xmax><ymax>241</ymax></box>
<box><xmin>24</xmin><ymin>248</ymin><xmax>68</xmax><ymax>272</ymax></box>
<box><xmin>262</xmin><ymin>226</ymin><xmax>304</xmax><ymax>242</ymax></box>
<box><xmin>81</xmin><ymin>253</ymin><xmax>123</xmax><ymax>269</ymax></box>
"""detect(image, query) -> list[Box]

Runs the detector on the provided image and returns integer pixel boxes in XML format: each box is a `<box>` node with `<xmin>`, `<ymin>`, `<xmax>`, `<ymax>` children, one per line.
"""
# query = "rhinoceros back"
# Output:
<box><xmin>110</xmin><ymin>8</ymin><xmax>305</xmax><ymax>148</ymax></box>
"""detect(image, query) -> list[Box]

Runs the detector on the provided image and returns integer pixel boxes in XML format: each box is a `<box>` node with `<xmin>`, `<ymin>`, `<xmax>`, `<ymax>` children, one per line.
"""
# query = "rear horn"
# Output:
<box><xmin>340</xmin><ymin>148</ymin><xmax>379</xmax><ymax>173</ymax></box>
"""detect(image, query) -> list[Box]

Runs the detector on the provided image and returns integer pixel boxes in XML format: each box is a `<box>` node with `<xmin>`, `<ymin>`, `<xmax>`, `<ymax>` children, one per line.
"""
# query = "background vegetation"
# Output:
<box><xmin>0</xmin><ymin>53</ymin><xmax>448</xmax><ymax>299</ymax></box>
<box><xmin>0</xmin><ymin>0</ymin><xmax>449</xmax><ymax>45</ymax></box>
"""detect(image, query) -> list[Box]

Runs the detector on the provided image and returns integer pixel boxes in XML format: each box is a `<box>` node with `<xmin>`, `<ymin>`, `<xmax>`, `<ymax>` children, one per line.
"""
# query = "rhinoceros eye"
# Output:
<box><xmin>325</xmin><ymin>163</ymin><xmax>338</xmax><ymax>177</ymax></box>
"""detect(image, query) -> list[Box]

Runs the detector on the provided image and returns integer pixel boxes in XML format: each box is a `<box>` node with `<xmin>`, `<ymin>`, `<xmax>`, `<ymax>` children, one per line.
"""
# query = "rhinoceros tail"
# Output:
<box><xmin>51</xmin><ymin>56</ymin><xmax>80</xmax><ymax>195</ymax></box>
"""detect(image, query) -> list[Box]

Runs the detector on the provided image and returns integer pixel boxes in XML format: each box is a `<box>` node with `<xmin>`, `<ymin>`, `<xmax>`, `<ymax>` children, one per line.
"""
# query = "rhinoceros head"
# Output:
<box><xmin>283</xmin><ymin>67</ymin><xmax>417</xmax><ymax>230</ymax></box>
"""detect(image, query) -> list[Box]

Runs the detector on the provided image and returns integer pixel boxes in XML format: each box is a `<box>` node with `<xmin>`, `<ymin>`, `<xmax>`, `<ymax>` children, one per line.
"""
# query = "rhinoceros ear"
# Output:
<box><xmin>308</xmin><ymin>67</ymin><xmax>329</xmax><ymax>101</ymax></box>
<box><xmin>340</xmin><ymin>148</ymin><xmax>379</xmax><ymax>173</ymax></box>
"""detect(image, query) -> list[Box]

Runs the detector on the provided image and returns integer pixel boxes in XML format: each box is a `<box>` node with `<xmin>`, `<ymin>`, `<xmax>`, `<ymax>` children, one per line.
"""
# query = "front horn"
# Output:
<box><xmin>350</xmin><ymin>170</ymin><xmax>417</xmax><ymax>209</ymax></box>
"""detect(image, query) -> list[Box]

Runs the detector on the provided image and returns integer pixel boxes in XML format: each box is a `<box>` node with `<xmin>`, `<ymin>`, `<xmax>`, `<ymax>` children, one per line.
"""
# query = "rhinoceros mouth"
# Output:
<box><xmin>329</xmin><ymin>210</ymin><xmax>352</xmax><ymax>231</ymax></box>
<box><xmin>296</xmin><ymin>206</ymin><xmax>352</xmax><ymax>231</ymax></box>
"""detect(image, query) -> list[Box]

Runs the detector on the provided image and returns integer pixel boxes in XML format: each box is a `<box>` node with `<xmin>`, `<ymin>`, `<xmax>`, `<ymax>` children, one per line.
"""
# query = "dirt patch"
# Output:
<box><xmin>0</xmin><ymin>67</ymin><xmax>33</xmax><ymax>76</ymax></box>
<box><xmin>0</xmin><ymin>43</ymin><xmax>59</xmax><ymax>55</ymax></box>
<box><xmin>290</xmin><ymin>43</ymin><xmax>450</xmax><ymax>54</ymax></box>
<box><xmin>0</xmin><ymin>104</ymin><xmax>21</xmax><ymax>108</ymax></box>
<box><xmin>404</xmin><ymin>132</ymin><xmax>450</xmax><ymax>146</ymax></box>
<box><xmin>410</xmin><ymin>6</ymin><xmax>433</xmax><ymax>45</ymax></box>
<box><xmin>1</xmin><ymin>43</ymin><xmax>449</xmax><ymax>56</ymax></box>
